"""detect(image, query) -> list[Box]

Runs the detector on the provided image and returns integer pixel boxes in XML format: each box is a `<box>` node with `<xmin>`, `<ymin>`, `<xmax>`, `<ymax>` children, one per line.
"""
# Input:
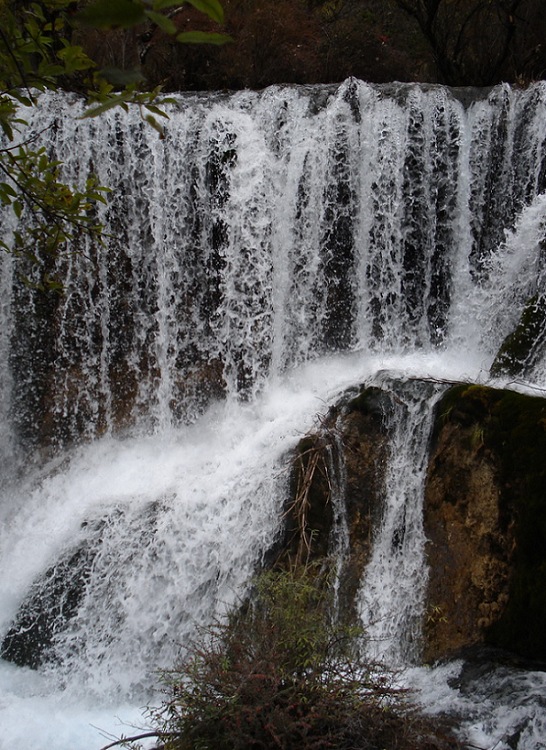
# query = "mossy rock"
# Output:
<box><xmin>490</xmin><ymin>293</ymin><xmax>546</xmax><ymax>378</ymax></box>
<box><xmin>435</xmin><ymin>384</ymin><xmax>546</xmax><ymax>660</ymax></box>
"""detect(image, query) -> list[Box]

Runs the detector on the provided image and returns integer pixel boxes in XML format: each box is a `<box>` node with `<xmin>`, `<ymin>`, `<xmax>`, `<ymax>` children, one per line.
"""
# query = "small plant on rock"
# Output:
<box><xmin>142</xmin><ymin>564</ymin><xmax>462</xmax><ymax>750</ymax></box>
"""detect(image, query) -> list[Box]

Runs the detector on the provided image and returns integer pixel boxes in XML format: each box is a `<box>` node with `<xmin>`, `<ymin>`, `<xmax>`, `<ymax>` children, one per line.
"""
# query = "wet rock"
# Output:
<box><xmin>490</xmin><ymin>292</ymin><xmax>546</xmax><ymax>378</ymax></box>
<box><xmin>424</xmin><ymin>384</ymin><xmax>546</xmax><ymax>662</ymax></box>
<box><xmin>334</xmin><ymin>386</ymin><xmax>393</xmax><ymax>616</ymax></box>
<box><xmin>1</xmin><ymin>542</ymin><xmax>98</xmax><ymax>668</ymax></box>
<box><xmin>280</xmin><ymin>380</ymin><xmax>546</xmax><ymax>664</ymax></box>
<box><xmin>276</xmin><ymin>385</ymin><xmax>393</xmax><ymax>620</ymax></box>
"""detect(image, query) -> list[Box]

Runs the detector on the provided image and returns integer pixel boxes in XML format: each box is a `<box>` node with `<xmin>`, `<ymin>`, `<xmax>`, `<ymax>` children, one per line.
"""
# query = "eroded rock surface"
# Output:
<box><xmin>424</xmin><ymin>384</ymin><xmax>546</xmax><ymax>662</ymax></box>
<box><xmin>283</xmin><ymin>380</ymin><xmax>546</xmax><ymax>664</ymax></box>
<box><xmin>279</xmin><ymin>386</ymin><xmax>393</xmax><ymax>619</ymax></box>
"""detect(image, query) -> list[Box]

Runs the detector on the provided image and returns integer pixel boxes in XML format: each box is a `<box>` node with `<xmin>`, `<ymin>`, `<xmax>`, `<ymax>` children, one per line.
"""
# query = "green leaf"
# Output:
<box><xmin>76</xmin><ymin>0</ymin><xmax>147</xmax><ymax>29</ymax></box>
<box><xmin>0</xmin><ymin>182</ymin><xmax>17</xmax><ymax>199</ymax></box>
<box><xmin>12</xmin><ymin>94</ymin><xmax>34</xmax><ymax>108</ymax></box>
<box><xmin>0</xmin><ymin>120</ymin><xmax>14</xmax><ymax>141</ymax></box>
<box><xmin>99</xmin><ymin>66</ymin><xmax>146</xmax><ymax>86</ymax></box>
<box><xmin>144</xmin><ymin>104</ymin><xmax>170</xmax><ymax>118</ymax></box>
<box><xmin>176</xmin><ymin>30</ymin><xmax>232</xmax><ymax>45</ymax></box>
<box><xmin>184</xmin><ymin>0</ymin><xmax>224</xmax><ymax>24</ymax></box>
<box><xmin>81</xmin><ymin>94</ymin><xmax>131</xmax><ymax>118</ymax></box>
<box><xmin>57</xmin><ymin>45</ymin><xmax>95</xmax><ymax>73</ymax></box>
<box><xmin>145</xmin><ymin>10</ymin><xmax>177</xmax><ymax>35</ymax></box>
<box><xmin>144</xmin><ymin>113</ymin><xmax>166</xmax><ymax>138</ymax></box>
<box><xmin>152</xmin><ymin>0</ymin><xmax>184</xmax><ymax>8</ymax></box>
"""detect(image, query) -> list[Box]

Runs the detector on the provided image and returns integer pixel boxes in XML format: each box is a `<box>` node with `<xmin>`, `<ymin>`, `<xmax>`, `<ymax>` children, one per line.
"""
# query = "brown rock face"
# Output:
<box><xmin>278</xmin><ymin>386</ymin><xmax>393</xmax><ymax>619</ymax></box>
<box><xmin>423</xmin><ymin>406</ymin><xmax>513</xmax><ymax>661</ymax></box>
<box><xmin>424</xmin><ymin>384</ymin><xmax>546</xmax><ymax>663</ymax></box>
<box><xmin>335</xmin><ymin>387</ymin><xmax>394</xmax><ymax>617</ymax></box>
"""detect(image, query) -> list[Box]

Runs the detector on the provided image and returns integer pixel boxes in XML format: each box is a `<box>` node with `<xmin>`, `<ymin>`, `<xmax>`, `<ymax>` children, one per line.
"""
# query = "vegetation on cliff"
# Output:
<box><xmin>119</xmin><ymin>565</ymin><xmax>462</xmax><ymax>750</ymax></box>
<box><xmin>72</xmin><ymin>0</ymin><xmax>546</xmax><ymax>92</ymax></box>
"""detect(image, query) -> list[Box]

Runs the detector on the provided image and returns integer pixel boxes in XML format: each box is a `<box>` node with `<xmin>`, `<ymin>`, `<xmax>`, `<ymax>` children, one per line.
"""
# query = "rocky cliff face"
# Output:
<box><xmin>423</xmin><ymin>385</ymin><xmax>514</xmax><ymax>661</ymax></box>
<box><xmin>284</xmin><ymin>381</ymin><xmax>546</xmax><ymax>665</ymax></box>
<box><xmin>425</xmin><ymin>384</ymin><xmax>546</xmax><ymax>663</ymax></box>
<box><xmin>277</xmin><ymin>386</ymin><xmax>392</xmax><ymax>618</ymax></box>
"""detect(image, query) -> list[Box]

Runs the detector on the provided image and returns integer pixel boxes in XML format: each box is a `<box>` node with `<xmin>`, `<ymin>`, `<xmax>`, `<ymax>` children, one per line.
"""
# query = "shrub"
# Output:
<box><xmin>145</xmin><ymin>565</ymin><xmax>462</xmax><ymax>750</ymax></box>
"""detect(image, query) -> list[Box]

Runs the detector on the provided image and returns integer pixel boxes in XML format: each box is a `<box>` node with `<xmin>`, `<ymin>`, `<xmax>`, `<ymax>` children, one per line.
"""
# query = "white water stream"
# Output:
<box><xmin>1</xmin><ymin>79</ymin><xmax>546</xmax><ymax>748</ymax></box>
<box><xmin>357</xmin><ymin>378</ymin><xmax>446</xmax><ymax>666</ymax></box>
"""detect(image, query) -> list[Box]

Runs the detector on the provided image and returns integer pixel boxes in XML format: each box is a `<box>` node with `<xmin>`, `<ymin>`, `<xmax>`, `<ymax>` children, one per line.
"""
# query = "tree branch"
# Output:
<box><xmin>99</xmin><ymin>731</ymin><xmax>166</xmax><ymax>750</ymax></box>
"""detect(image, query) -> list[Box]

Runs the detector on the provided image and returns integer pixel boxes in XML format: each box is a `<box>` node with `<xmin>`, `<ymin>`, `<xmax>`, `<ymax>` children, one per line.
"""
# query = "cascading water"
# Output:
<box><xmin>356</xmin><ymin>377</ymin><xmax>446</xmax><ymax>666</ymax></box>
<box><xmin>1</xmin><ymin>79</ymin><xmax>546</xmax><ymax>749</ymax></box>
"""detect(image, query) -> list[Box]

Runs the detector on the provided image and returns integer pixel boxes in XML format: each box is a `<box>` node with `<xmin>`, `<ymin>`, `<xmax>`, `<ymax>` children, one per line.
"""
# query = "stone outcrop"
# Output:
<box><xmin>282</xmin><ymin>380</ymin><xmax>546</xmax><ymax>665</ymax></box>
<box><xmin>490</xmin><ymin>292</ymin><xmax>546</xmax><ymax>379</ymax></box>
<box><xmin>424</xmin><ymin>384</ymin><xmax>546</xmax><ymax>662</ymax></box>
<box><xmin>333</xmin><ymin>387</ymin><xmax>394</xmax><ymax>616</ymax></box>
<box><xmin>423</xmin><ymin>385</ymin><xmax>514</xmax><ymax>661</ymax></box>
<box><xmin>1</xmin><ymin>539</ymin><xmax>100</xmax><ymax>668</ymax></box>
<box><xmin>4</xmin><ymin>378</ymin><xmax>546</xmax><ymax>671</ymax></box>
<box><xmin>278</xmin><ymin>385</ymin><xmax>393</xmax><ymax>618</ymax></box>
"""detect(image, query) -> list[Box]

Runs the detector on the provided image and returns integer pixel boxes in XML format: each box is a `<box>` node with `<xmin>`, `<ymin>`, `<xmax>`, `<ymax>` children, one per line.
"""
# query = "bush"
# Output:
<box><xmin>146</xmin><ymin>565</ymin><xmax>462</xmax><ymax>750</ymax></box>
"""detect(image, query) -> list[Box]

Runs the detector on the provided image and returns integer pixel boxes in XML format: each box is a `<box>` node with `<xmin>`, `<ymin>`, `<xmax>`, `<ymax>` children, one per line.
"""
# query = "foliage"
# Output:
<box><xmin>144</xmin><ymin>565</ymin><xmax>462</xmax><ymax>750</ymax></box>
<box><xmin>69</xmin><ymin>0</ymin><xmax>546</xmax><ymax>92</ymax></box>
<box><xmin>77</xmin><ymin>0</ymin><xmax>231</xmax><ymax>51</ymax></box>
<box><xmin>0</xmin><ymin>1</ymin><xmax>99</xmax><ymax>279</ymax></box>
<box><xmin>133</xmin><ymin>0</ymin><xmax>424</xmax><ymax>90</ymax></box>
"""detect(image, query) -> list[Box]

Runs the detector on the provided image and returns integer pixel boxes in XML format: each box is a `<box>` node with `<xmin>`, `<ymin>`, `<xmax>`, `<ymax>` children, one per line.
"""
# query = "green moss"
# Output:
<box><xmin>432</xmin><ymin>384</ymin><xmax>499</xmax><ymax>446</ymax></box>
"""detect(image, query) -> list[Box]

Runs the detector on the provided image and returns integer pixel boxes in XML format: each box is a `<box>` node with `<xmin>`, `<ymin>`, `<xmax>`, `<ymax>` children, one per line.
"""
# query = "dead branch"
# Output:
<box><xmin>99</xmin><ymin>731</ymin><xmax>166</xmax><ymax>750</ymax></box>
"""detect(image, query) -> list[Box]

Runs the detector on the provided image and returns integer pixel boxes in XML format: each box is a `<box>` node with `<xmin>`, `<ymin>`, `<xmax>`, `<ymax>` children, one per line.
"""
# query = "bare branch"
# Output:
<box><xmin>99</xmin><ymin>731</ymin><xmax>166</xmax><ymax>750</ymax></box>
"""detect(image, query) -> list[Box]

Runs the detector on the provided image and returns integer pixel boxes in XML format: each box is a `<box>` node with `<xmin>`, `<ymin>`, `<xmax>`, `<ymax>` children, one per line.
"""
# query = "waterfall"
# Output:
<box><xmin>3</xmin><ymin>80</ymin><xmax>546</xmax><ymax>453</ymax></box>
<box><xmin>356</xmin><ymin>378</ymin><xmax>446</xmax><ymax>666</ymax></box>
<box><xmin>2</xmin><ymin>79</ymin><xmax>546</xmax><ymax>749</ymax></box>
